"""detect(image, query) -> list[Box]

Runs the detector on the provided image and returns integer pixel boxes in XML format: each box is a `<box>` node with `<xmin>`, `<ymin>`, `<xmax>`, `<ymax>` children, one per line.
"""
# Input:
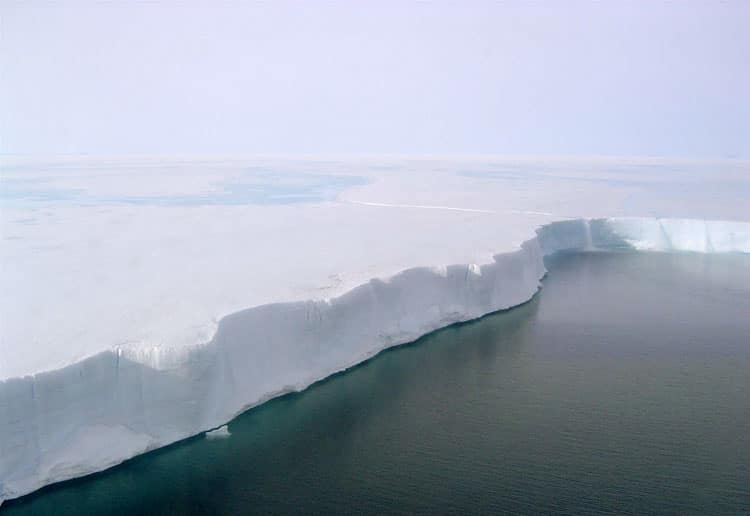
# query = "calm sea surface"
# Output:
<box><xmin>5</xmin><ymin>251</ymin><xmax>750</xmax><ymax>515</ymax></box>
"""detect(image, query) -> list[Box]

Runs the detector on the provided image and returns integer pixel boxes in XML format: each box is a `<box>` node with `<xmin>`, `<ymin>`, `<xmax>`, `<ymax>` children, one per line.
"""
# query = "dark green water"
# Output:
<box><xmin>5</xmin><ymin>252</ymin><xmax>750</xmax><ymax>515</ymax></box>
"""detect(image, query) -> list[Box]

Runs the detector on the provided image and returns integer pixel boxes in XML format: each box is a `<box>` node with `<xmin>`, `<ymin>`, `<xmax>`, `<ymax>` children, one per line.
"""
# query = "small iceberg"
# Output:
<box><xmin>205</xmin><ymin>425</ymin><xmax>231</xmax><ymax>440</ymax></box>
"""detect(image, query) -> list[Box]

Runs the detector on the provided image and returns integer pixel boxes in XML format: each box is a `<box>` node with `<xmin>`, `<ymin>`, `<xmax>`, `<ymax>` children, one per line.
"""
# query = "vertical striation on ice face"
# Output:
<box><xmin>1</xmin><ymin>217</ymin><xmax>749</xmax><ymax>504</ymax></box>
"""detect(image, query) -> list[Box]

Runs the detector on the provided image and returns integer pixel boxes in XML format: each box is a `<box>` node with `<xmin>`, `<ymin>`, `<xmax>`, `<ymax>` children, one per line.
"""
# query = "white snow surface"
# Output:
<box><xmin>1</xmin><ymin>156</ymin><xmax>749</xmax><ymax>503</ymax></box>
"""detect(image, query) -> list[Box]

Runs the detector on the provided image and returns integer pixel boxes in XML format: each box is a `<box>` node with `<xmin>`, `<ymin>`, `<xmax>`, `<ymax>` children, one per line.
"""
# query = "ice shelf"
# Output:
<box><xmin>1</xmin><ymin>158</ymin><xmax>749</xmax><ymax>503</ymax></box>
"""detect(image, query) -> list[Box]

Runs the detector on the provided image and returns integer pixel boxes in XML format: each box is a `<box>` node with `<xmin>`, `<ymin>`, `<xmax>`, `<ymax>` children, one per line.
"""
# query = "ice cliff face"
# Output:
<box><xmin>1</xmin><ymin>217</ymin><xmax>749</xmax><ymax>504</ymax></box>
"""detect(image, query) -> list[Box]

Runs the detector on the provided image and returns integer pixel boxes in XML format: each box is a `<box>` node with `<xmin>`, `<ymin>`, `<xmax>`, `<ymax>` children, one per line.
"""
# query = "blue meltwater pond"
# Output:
<box><xmin>0</xmin><ymin>167</ymin><xmax>367</xmax><ymax>207</ymax></box>
<box><xmin>5</xmin><ymin>251</ymin><xmax>750</xmax><ymax>514</ymax></box>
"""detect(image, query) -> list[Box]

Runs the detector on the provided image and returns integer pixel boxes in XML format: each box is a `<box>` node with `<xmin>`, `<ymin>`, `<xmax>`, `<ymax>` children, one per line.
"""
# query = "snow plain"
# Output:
<box><xmin>1</xmin><ymin>157</ymin><xmax>749</xmax><ymax>503</ymax></box>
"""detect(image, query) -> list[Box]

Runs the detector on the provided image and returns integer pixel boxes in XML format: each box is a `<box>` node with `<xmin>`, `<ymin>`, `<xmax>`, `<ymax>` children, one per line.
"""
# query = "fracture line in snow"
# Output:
<box><xmin>347</xmin><ymin>200</ymin><xmax>495</xmax><ymax>213</ymax></box>
<box><xmin>344</xmin><ymin>200</ymin><xmax>555</xmax><ymax>217</ymax></box>
<box><xmin>512</xmin><ymin>209</ymin><xmax>558</xmax><ymax>216</ymax></box>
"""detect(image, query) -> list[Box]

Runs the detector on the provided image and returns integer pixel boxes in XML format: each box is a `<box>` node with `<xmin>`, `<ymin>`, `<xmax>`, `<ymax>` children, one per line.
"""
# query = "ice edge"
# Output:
<box><xmin>2</xmin><ymin>216</ymin><xmax>749</xmax><ymax>504</ymax></box>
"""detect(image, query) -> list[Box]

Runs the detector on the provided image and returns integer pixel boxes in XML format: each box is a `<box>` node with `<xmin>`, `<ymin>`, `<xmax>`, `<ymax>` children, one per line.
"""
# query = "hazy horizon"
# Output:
<box><xmin>2</xmin><ymin>1</ymin><xmax>749</xmax><ymax>158</ymax></box>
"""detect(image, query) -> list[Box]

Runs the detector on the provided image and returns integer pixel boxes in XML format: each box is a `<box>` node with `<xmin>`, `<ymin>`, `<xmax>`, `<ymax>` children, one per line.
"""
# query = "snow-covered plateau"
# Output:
<box><xmin>1</xmin><ymin>157</ymin><xmax>749</xmax><ymax>504</ymax></box>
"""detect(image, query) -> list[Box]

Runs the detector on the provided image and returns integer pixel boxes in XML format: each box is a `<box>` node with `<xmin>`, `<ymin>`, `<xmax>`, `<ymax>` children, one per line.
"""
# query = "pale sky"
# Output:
<box><xmin>2</xmin><ymin>1</ymin><xmax>749</xmax><ymax>157</ymax></box>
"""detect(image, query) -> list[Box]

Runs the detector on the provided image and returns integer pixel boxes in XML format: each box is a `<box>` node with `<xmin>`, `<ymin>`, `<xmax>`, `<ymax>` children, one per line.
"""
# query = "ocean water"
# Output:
<box><xmin>5</xmin><ymin>251</ymin><xmax>749</xmax><ymax>514</ymax></box>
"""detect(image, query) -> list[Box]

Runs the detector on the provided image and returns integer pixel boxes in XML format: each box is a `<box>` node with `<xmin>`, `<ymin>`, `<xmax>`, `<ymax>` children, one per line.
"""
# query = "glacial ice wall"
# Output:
<box><xmin>1</xmin><ymin>217</ymin><xmax>749</xmax><ymax>504</ymax></box>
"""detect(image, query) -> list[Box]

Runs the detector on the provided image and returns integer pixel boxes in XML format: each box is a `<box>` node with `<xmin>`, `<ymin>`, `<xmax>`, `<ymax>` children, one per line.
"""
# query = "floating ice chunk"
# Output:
<box><xmin>205</xmin><ymin>425</ymin><xmax>231</xmax><ymax>440</ymax></box>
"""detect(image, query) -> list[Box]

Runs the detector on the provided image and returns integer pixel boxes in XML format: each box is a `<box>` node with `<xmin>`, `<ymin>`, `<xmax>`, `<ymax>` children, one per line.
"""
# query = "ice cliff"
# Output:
<box><xmin>1</xmin><ymin>216</ymin><xmax>749</xmax><ymax>504</ymax></box>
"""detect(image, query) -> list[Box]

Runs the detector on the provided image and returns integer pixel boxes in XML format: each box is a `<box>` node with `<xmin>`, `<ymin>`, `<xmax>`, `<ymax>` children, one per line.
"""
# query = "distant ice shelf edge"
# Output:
<box><xmin>2</xmin><ymin>216</ymin><xmax>749</xmax><ymax>505</ymax></box>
